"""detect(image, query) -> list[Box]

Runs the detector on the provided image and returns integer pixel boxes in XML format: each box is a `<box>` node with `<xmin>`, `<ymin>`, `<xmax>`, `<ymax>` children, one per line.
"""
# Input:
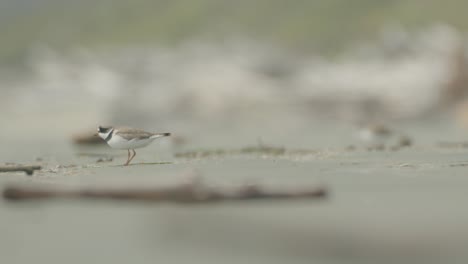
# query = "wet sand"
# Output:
<box><xmin>1</xmin><ymin>116</ymin><xmax>468</xmax><ymax>264</ymax></box>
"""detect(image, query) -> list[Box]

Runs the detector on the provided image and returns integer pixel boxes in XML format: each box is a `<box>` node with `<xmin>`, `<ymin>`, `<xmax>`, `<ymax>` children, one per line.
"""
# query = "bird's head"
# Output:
<box><xmin>96</xmin><ymin>126</ymin><xmax>113</xmax><ymax>139</ymax></box>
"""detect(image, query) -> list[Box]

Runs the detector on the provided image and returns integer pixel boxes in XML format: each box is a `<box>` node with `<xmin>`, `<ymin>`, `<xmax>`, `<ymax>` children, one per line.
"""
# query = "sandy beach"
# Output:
<box><xmin>1</xmin><ymin>113</ymin><xmax>468</xmax><ymax>264</ymax></box>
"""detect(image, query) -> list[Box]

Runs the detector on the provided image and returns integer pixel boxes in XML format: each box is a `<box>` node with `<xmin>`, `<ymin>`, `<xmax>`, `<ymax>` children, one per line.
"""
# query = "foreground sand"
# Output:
<box><xmin>1</xmin><ymin>117</ymin><xmax>468</xmax><ymax>264</ymax></box>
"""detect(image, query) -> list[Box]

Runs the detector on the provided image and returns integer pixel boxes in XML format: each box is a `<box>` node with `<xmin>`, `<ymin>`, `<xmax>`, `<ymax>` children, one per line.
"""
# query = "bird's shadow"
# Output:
<box><xmin>110</xmin><ymin>161</ymin><xmax>173</xmax><ymax>167</ymax></box>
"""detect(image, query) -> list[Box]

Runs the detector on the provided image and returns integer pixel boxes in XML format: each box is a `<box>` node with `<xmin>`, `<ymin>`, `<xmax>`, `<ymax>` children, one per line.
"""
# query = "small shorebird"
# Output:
<box><xmin>356</xmin><ymin>123</ymin><xmax>413</xmax><ymax>150</ymax></box>
<box><xmin>358</xmin><ymin>123</ymin><xmax>393</xmax><ymax>150</ymax></box>
<box><xmin>97</xmin><ymin>126</ymin><xmax>171</xmax><ymax>166</ymax></box>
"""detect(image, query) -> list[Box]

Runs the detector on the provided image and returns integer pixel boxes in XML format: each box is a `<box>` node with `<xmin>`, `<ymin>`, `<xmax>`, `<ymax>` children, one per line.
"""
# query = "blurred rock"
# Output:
<box><xmin>72</xmin><ymin>132</ymin><xmax>105</xmax><ymax>146</ymax></box>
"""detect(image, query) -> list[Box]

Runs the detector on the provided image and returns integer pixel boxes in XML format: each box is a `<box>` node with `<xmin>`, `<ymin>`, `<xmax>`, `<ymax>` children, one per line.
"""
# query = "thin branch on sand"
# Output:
<box><xmin>0</xmin><ymin>165</ymin><xmax>42</xmax><ymax>175</ymax></box>
<box><xmin>174</xmin><ymin>145</ymin><xmax>320</xmax><ymax>159</ymax></box>
<box><xmin>3</xmin><ymin>179</ymin><xmax>327</xmax><ymax>203</ymax></box>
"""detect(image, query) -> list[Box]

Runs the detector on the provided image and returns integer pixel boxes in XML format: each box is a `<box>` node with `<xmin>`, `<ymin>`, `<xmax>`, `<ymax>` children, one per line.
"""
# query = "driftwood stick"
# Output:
<box><xmin>174</xmin><ymin>145</ymin><xmax>320</xmax><ymax>159</ymax></box>
<box><xmin>0</xmin><ymin>165</ymin><xmax>42</xmax><ymax>175</ymax></box>
<box><xmin>3</xmin><ymin>182</ymin><xmax>327</xmax><ymax>203</ymax></box>
<box><xmin>436</xmin><ymin>141</ymin><xmax>468</xmax><ymax>149</ymax></box>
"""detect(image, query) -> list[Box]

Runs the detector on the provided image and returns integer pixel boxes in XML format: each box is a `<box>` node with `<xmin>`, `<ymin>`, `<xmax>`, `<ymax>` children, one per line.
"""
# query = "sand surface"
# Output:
<box><xmin>1</xmin><ymin>116</ymin><xmax>468</xmax><ymax>264</ymax></box>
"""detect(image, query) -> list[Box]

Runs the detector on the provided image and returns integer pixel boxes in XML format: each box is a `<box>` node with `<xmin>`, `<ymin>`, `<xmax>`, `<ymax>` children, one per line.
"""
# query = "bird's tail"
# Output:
<box><xmin>150</xmin><ymin>133</ymin><xmax>171</xmax><ymax>139</ymax></box>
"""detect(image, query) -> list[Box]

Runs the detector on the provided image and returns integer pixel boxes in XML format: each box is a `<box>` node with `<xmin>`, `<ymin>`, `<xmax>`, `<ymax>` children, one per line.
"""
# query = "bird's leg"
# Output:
<box><xmin>124</xmin><ymin>149</ymin><xmax>131</xmax><ymax>166</ymax></box>
<box><xmin>127</xmin><ymin>149</ymin><xmax>136</xmax><ymax>165</ymax></box>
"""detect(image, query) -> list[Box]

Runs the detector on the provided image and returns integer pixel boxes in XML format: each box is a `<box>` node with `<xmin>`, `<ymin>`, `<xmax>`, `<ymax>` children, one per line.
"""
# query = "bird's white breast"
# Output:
<box><xmin>107</xmin><ymin>134</ymin><xmax>156</xmax><ymax>149</ymax></box>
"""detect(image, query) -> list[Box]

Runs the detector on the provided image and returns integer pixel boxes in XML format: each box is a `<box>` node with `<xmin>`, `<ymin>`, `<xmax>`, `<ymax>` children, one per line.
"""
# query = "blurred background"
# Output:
<box><xmin>2</xmin><ymin>1</ymin><xmax>468</xmax><ymax>264</ymax></box>
<box><xmin>2</xmin><ymin>0</ymin><xmax>468</xmax><ymax>144</ymax></box>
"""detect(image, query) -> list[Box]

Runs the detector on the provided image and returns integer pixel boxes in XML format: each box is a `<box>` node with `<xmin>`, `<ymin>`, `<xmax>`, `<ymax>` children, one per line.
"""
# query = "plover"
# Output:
<box><xmin>97</xmin><ymin>126</ymin><xmax>171</xmax><ymax>166</ymax></box>
<box><xmin>357</xmin><ymin>123</ymin><xmax>392</xmax><ymax>150</ymax></box>
<box><xmin>357</xmin><ymin>123</ymin><xmax>412</xmax><ymax>150</ymax></box>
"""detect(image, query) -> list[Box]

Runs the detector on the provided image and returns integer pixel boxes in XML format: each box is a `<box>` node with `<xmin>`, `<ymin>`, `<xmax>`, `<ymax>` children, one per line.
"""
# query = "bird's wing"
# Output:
<box><xmin>114</xmin><ymin>127</ymin><xmax>154</xmax><ymax>140</ymax></box>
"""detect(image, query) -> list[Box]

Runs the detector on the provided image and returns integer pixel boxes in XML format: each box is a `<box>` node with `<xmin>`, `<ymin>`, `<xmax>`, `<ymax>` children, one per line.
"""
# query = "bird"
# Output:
<box><xmin>96</xmin><ymin>126</ymin><xmax>171</xmax><ymax>166</ymax></box>
<box><xmin>356</xmin><ymin>123</ymin><xmax>413</xmax><ymax>151</ymax></box>
<box><xmin>357</xmin><ymin>123</ymin><xmax>393</xmax><ymax>150</ymax></box>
